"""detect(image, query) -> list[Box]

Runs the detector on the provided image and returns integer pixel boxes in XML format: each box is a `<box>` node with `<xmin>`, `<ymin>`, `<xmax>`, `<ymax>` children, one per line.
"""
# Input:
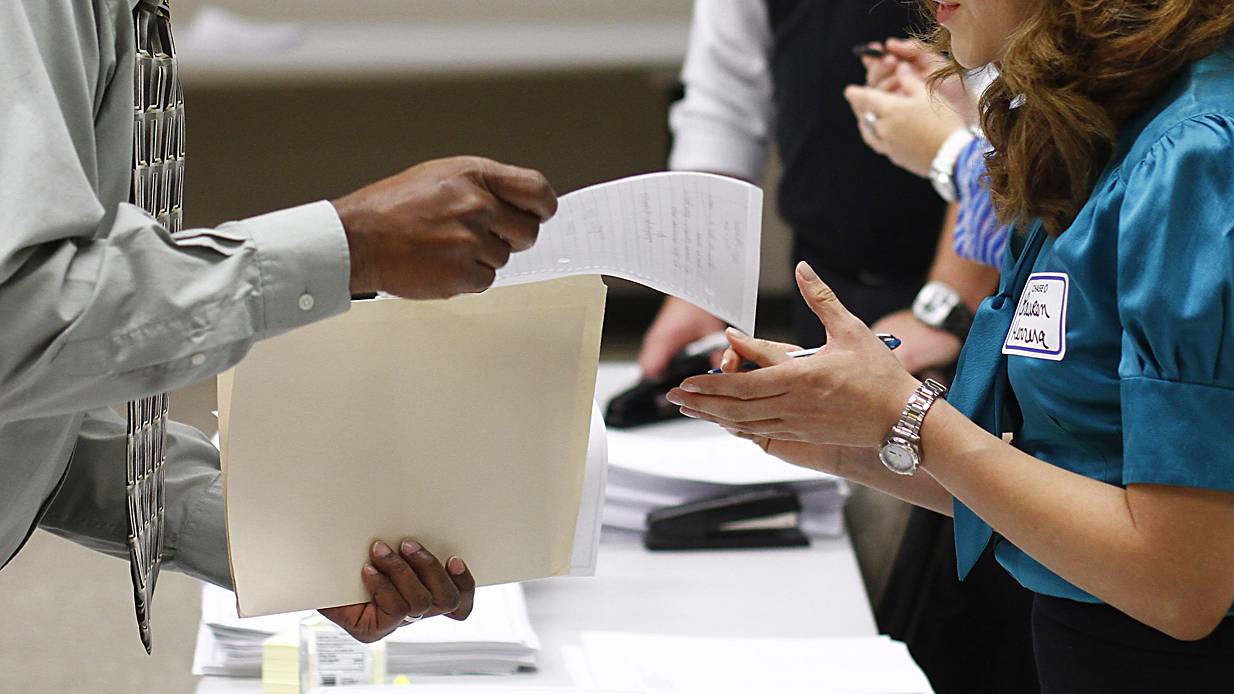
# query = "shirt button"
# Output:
<box><xmin>298</xmin><ymin>293</ymin><xmax>315</xmax><ymax>312</ymax></box>
<box><xmin>191</xmin><ymin>353</ymin><xmax>207</xmax><ymax>367</ymax></box>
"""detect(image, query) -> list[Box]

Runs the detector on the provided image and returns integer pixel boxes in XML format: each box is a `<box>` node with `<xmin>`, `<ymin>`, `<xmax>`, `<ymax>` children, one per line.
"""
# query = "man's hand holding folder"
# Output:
<box><xmin>320</xmin><ymin>537</ymin><xmax>476</xmax><ymax>643</ymax></box>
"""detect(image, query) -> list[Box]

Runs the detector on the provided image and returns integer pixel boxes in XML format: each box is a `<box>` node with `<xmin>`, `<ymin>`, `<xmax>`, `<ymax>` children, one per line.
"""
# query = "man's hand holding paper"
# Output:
<box><xmin>333</xmin><ymin>156</ymin><xmax>559</xmax><ymax>299</ymax></box>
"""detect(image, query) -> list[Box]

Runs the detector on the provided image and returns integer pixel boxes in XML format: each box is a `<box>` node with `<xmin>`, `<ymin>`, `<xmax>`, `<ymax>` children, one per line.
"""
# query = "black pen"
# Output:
<box><xmin>852</xmin><ymin>43</ymin><xmax>888</xmax><ymax>59</ymax></box>
<box><xmin>708</xmin><ymin>333</ymin><xmax>901</xmax><ymax>374</ymax></box>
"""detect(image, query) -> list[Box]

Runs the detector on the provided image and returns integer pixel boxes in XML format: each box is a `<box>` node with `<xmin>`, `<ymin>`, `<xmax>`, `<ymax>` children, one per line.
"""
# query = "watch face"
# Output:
<box><xmin>879</xmin><ymin>443</ymin><xmax>918</xmax><ymax>475</ymax></box>
<box><xmin>913</xmin><ymin>283</ymin><xmax>960</xmax><ymax>328</ymax></box>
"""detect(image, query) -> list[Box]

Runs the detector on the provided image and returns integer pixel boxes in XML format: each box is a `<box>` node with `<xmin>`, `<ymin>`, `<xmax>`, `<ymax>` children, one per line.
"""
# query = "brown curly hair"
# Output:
<box><xmin>924</xmin><ymin>0</ymin><xmax>1234</xmax><ymax>235</ymax></box>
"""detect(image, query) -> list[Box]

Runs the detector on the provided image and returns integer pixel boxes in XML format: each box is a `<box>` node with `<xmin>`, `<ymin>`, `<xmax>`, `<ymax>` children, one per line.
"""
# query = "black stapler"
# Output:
<box><xmin>605</xmin><ymin>332</ymin><xmax>729</xmax><ymax>429</ymax></box>
<box><xmin>644</xmin><ymin>488</ymin><xmax>811</xmax><ymax>551</ymax></box>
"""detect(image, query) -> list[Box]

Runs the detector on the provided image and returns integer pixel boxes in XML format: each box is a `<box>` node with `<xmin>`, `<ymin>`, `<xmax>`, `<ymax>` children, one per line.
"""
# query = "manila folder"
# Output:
<box><xmin>218</xmin><ymin>276</ymin><xmax>606</xmax><ymax>617</ymax></box>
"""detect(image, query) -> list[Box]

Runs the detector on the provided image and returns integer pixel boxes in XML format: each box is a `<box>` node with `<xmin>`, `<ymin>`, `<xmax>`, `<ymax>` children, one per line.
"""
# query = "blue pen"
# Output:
<box><xmin>708</xmin><ymin>333</ymin><xmax>901</xmax><ymax>374</ymax></box>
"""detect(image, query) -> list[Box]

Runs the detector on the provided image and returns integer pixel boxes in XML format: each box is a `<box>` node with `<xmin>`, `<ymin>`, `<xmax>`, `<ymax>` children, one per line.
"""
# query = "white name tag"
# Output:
<box><xmin>1003</xmin><ymin>272</ymin><xmax>1068</xmax><ymax>361</ymax></box>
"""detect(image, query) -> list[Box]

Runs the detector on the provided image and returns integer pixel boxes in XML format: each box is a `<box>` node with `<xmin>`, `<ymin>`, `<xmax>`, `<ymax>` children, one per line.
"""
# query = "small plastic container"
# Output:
<box><xmin>298</xmin><ymin>615</ymin><xmax>387</xmax><ymax>690</ymax></box>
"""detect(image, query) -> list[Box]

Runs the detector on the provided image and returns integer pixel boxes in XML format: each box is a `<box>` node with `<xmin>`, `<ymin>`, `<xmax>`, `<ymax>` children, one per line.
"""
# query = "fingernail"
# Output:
<box><xmin>725</xmin><ymin>327</ymin><xmax>748</xmax><ymax>340</ymax></box>
<box><xmin>666</xmin><ymin>391</ymin><xmax>684</xmax><ymax>404</ymax></box>
<box><xmin>363</xmin><ymin>563</ymin><xmax>379</xmax><ymax>576</ymax></box>
<box><xmin>448</xmin><ymin>557</ymin><xmax>467</xmax><ymax>576</ymax></box>
<box><xmin>797</xmin><ymin>261</ymin><xmax>819</xmax><ymax>282</ymax></box>
<box><xmin>373</xmin><ymin>541</ymin><xmax>392</xmax><ymax>558</ymax></box>
<box><xmin>680</xmin><ymin>382</ymin><xmax>700</xmax><ymax>393</ymax></box>
<box><xmin>679</xmin><ymin>408</ymin><xmax>699</xmax><ymax>419</ymax></box>
<box><xmin>401</xmin><ymin>540</ymin><xmax>422</xmax><ymax>556</ymax></box>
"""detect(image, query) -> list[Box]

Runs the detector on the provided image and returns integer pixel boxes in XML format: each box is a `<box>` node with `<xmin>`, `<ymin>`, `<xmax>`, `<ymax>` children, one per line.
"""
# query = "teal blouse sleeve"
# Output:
<box><xmin>1117</xmin><ymin>114</ymin><xmax>1234</xmax><ymax>492</ymax></box>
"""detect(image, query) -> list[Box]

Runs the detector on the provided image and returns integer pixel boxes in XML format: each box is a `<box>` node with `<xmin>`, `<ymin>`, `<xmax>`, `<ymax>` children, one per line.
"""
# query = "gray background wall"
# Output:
<box><xmin>177</xmin><ymin>0</ymin><xmax>695</xmax><ymax>21</ymax></box>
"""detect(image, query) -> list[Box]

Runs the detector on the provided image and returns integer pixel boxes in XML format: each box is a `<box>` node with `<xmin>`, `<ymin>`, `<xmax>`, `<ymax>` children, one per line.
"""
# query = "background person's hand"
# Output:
<box><xmin>869</xmin><ymin>309</ymin><xmax>962</xmax><ymax>375</ymax></box>
<box><xmin>862</xmin><ymin>38</ymin><xmax>977</xmax><ymax>125</ymax></box>
<box><xmin>637</xmin><ymin>296</ymin><xmax>727</xmax><ymax>378</ymax></box>
<box><xmin>667</xmin><ymin>262</ymin><xmax>920</xmax><ymax>449</ymax></box>
<box><xmin>319</xmin><ymin>537</ymin><xmax>476</xmax><ymax>644</ymax></box>
<box><xmin>333</xmin><ymin>156</ymin><xmax>558</xmax><ymax>300</ymax></box>
<box><xmin>844</xmin><ymin>64</ymin><xmax>967</xmax><ymax>177</ymax></box>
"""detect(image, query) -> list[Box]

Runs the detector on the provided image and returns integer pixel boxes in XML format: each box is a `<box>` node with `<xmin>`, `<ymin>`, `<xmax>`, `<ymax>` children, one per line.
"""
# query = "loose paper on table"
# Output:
<box><xmin>577</xmin><ymin>632</ymin><xmax>933</xmax><ymax>694</ymax></box>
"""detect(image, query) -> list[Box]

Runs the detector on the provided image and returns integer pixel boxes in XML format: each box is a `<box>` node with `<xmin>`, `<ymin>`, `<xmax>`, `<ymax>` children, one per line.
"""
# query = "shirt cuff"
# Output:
<box><xmin>669</xmin><ymin>127</ymin><xmax>767</xmax><ymax>184</ymax></box>
<box><xmin>1121</xmin><ymin>375</ymin><xmax>1234</xmax><ymax>494</ymax></box>
<box><xmin>232</xmin><ymin>201</ymin><xmax>351</xmax><ymax>338</ymax></box>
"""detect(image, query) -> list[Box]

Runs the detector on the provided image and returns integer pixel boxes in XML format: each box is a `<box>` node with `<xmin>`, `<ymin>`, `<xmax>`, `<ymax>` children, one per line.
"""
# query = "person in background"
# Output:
<box><xmin>639</xmin><ymin>1</ymin><xmax>947</xmax><ymax>370</ymax></box>
<box><xmin>846</xmin><ymin>39</ymin><xmax>1010</xmax><ymax>270</ymax></box>
<box><xmin>2</xmin><ymin>0</ymin><xmax>558</xmax><ymax>647</ymax></box>
<box><xmin>669</xmin><ymin>0</ymin><xmax>1234</xmax><ymax>690</ymax></box>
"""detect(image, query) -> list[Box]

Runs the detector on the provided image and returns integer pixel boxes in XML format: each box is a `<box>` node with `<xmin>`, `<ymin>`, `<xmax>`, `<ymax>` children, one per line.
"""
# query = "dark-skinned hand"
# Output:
<box><xmin>332</xmin><ymin>156</ymin><xmax>558</xmax><ymax>300</ymax></box>
<box><xmin>319</xmin><ymin>537</ymin><xmax>476</xmax><ymax>644</ymax></box>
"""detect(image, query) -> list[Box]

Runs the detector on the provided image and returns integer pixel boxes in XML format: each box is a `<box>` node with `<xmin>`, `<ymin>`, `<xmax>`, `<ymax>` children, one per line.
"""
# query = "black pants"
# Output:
<box><xmin>1033</xmin><ymin>595</ymin><xmax>1234</xmax><ymax>693</ymax></box>
<box><xmin>881</xmin><ymin>510</ymin><xmax>1039</xmax><ymax>694</ymax></box>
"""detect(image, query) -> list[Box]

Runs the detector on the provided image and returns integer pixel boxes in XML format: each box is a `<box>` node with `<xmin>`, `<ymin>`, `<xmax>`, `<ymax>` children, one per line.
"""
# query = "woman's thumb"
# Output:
<box><xmin>796</xmin><ymin>262</ymin><xmax>859</xmax><ymax>334</ymax></box>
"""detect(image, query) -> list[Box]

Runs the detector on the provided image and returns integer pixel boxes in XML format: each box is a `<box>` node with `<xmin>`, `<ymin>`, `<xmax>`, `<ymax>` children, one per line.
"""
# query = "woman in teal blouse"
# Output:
<box><xmin>665</xmin><ymin>1</ymin><xmax>1234</xmax><ymax>691</ymax></box>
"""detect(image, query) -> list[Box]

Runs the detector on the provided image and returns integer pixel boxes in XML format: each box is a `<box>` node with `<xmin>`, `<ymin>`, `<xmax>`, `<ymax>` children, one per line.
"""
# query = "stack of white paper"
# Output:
<box><xmin>597</xmin><ymin>365</ymin><xmax>849</xmax><ymax>537</ymax></box>
<box><xmin>307</xmin><ymin>689</ymin><xmax>641</xmax><ymax>694</ymax></box>
<box><xmin>192</xmin><ymin>583</ymin><xmax>541</xmax><ymax>677</ymax></box>
<box><xmin>576</xmin><ymin>632</ymin><xmax>933</xmax><ymax>694</ymax></box>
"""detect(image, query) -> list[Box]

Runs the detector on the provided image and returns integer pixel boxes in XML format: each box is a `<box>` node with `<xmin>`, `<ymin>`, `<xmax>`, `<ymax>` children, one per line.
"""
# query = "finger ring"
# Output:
<box><xmin>863</xmin><ymin>110</ymin><xmax>880</xmax><ymax>133</ymax></box>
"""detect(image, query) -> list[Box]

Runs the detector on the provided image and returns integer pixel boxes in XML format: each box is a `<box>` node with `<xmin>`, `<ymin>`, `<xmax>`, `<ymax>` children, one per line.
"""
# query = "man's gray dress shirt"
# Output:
<box><xmin>1</xmin><ymin>0</ymin><xmax>353</xmax><ymax>588</ymax></box>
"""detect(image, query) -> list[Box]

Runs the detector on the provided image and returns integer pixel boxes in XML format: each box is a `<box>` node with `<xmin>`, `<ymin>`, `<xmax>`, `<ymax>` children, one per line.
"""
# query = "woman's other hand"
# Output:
<box><xmin>870</xmin><ymin>309</ymin><xmax>963</xmax><ymax>375</ymax></box>
<box><xmin>668</xmin><ymin>262</ymin><xmax>920</xmax><ymax>449</ymax></box>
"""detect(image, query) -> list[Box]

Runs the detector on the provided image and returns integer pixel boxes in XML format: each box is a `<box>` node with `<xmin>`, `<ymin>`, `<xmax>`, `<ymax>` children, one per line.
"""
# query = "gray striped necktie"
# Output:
<box><xmin>128</xmin><ymin>0</ymin><xmax>185</xmax><ymax>654</ymax></box>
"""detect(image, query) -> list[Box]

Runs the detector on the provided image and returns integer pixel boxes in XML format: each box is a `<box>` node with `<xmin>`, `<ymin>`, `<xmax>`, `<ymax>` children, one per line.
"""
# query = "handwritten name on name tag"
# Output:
<box><xmin>1003</xmin><ymin>273</ymin><xmax>1068</xmax><ymax>361</ymax></box>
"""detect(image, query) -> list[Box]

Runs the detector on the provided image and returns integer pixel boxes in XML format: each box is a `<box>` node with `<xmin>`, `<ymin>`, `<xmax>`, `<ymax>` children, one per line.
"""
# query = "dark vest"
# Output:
<box><xmin>766</xmin><ymin>0</ymin><xmax>944</xmax><ymax>284</ymax></box>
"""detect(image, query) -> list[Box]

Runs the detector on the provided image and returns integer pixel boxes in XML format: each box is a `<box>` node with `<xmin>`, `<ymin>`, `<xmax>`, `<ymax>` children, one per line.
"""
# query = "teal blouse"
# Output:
<box><xmin>949</xmin><ymin>46</ymin><xmax>1234</xmax><ymax>603</ymax></box>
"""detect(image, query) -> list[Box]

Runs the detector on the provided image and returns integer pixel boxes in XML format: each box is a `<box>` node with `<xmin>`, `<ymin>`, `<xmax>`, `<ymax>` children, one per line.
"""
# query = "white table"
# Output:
<box><xmin>197</xmin><ymin>364</ymin><xmax>876</xmax><ymax>691</ymax></box>
<box><xmin>197</xmin><ymin>530</ymin><xmax>874</xmax><ymax>693</ymax></box>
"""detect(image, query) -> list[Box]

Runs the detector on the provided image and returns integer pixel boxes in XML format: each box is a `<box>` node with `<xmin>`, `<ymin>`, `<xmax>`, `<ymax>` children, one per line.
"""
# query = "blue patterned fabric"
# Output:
<box><xmin>952</xmin><ymin>137</ymin><xmax>1009</xmax><ymax>269</ymax></box>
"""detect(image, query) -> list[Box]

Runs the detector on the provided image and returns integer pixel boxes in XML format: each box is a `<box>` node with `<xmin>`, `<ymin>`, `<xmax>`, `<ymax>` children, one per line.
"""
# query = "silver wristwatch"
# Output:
<box><xmin>878</xmin><ymin>379</ymin><xmax>949</xmax><ymax>476</ymax></box>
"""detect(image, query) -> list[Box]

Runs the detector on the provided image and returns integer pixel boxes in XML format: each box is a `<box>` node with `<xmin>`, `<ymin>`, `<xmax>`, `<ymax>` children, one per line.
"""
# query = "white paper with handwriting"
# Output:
<box><xmin>496</xmin><ymin>172</ymin><xmax>762</xmax><ymax>335</ymax></box>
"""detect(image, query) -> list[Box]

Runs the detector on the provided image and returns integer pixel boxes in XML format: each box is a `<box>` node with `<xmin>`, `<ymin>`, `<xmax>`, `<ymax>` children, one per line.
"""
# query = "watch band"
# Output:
<box><xmin>882</xmin><ymin>379</ymin><xmax>948</xmax><ymax>475</ymax></box>
<box><xmin>940</xmin><ymin>300</ymin><xmax>975</xmax><ymax>340</ymax></box>
<box><xmin>929</xmin><ymin>128</ymin><xmax>976</xmax><ymax>203</ymax></box>
<box><xmin>912</xmin><ymin>281</ymin><xmax>975</xmax><ymax>340</ymax></box>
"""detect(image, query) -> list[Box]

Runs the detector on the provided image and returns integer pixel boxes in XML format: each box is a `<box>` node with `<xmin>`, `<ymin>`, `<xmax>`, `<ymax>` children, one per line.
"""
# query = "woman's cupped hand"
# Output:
<box><xmin>666</xmin><ymin>262</ymin><xmax>921</xmax><ymax>453</ymax></box>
